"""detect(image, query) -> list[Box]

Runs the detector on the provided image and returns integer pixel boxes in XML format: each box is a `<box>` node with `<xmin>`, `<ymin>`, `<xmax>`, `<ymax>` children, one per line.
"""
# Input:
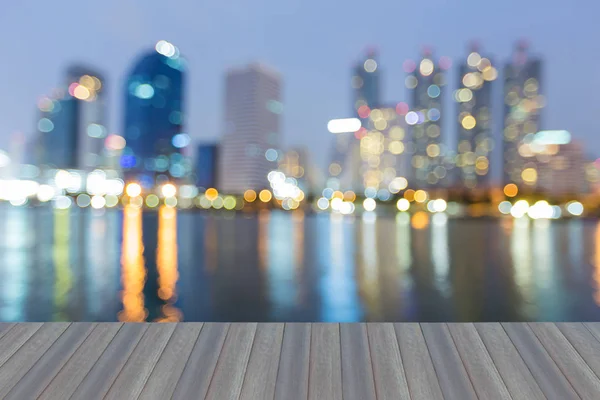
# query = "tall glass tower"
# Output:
<box><xmin>455</xmin><ymin>44</ymin><xmax>498</xmax><ymax>189</ymax></box>
<box><xmin>122</xmin><ymin>40</ymin><xmax>187</xmax><ymax>187</ymax></box>
<box><xmin>328</xmin><ymin>49</ymin><xmax>381</xmax><ymax>192</ymax></box>
<box><xmin>503</xmin><ymin>41</ymin><xmax>544</xmax><ymax>188</ymax></box>
<box><xmin>407</xmin><ymin>48</ymin><xmax>450</xmax><ymax>188</ymax></box>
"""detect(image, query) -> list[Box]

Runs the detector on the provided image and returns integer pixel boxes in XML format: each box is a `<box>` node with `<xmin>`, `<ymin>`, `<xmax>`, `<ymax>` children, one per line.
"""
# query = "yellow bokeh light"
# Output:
<box><xmin>503</xmin><ymin>183</ymin><xmax>518</xmax><ymax>197</ymax></box>
<box><xmin>411</xmin><ymin>211</ymin><xmax>429</xmax><ymax>229</ymax></box>
<box><xmin>462</xmin><ymin>115</ymin><xmax>476</xmax><ymax>130</ymax></box>
<box><xmin>426</xmin><ymin>144</ymin><xmax>440</xmax><ymax>158</ymax></box>
<box><xmin>397</xmin><ymin>198</ymin><xmax>410</xmax><ymax>212</ymax></box>
<box><xmin>259</xmin><ymin>189</ymin><xmax>272</xmax><ymax>202</ymax></box>
<box><xmin>161</xmin><ymin>183</ymin><xmax>177</xmax><ymax>198</ymax></box>
<box><xmin>205</xmin><ymin>188</ymin><xmax>218</xmax><ymax>201</ymax></box>
<box><xmin>404</xmin><ymin>189</ymin><xmax>415</xmax><ymax>202</ymax></box>
<box><xmin>389</xmin><ymin>141</ymin><xmax>405</xmax><ymax>155</ymax></box>
<box><xmin>343</xmin><ymin>191</ymin><xmax>356</xmax><ymax>202</ymax></box>
<box><xmin>467</xmin><ymin>52</ymin><xmax>481</xmax><ymax>67</ymax></box>
<box><xmin>125</xmin><ymin>183</ymin><xmax>142</xmax><ymax>197</ymax></box>
<box><xmin>329</xmin><ymin>163</ymin><xmax>342</xmax><ymax>176</ymax></box>
<box><xmin>522</xmin><ymin>168</ymin><xmax>538</xmax><ymax>184</ymax></box>
<box><xmin>332</xmin><ymin>191</ymin><xmax>344</xmax><ymax>200</ymax></box>
<box><xmin>73</xmin><ymin>85</ymin><xmax>90</xmax><ymax>100</ymax></box>
<box><xmin>244</xmin><ymin>189</ymin><xmax>257</xmax><ymax>202</ymax></box>
<box><xmin>414</xmin><ymin>190</ymin><xmax>428</xmax><ymax>203</ymax></box>
<box><xmin>420</xmin><ymin>59</ymin><xmax>434</xmax><ymax>76</ymax></box>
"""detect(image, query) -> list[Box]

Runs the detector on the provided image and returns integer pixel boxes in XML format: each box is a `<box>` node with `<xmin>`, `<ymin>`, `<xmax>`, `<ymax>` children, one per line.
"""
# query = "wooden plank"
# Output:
<box><xmin>5</xmin><ymin>323</ymin><xmax>96</xmax><ymax>400</ymax></box>
<box><xmin>239</xmin><ymin>323</ymin><xmax>285</xmax><ymax>400</ymax></box>
<box><xmin>393</xmin><ymin>323</ymin><xmax>443</xmax><ymax>400</ymax></box>
<box><xmin>172</xmin><ymin>323</ymin><xmax>230</xmax><ymax>400</ymax></box>
<box><xmin>308</xmin><ymin>323</ymin><xmax>342</xmax><ymax>400</ymax></box>
<box><xmin>71</xmin><ymin>323</ymin><xmax>149</xmax><ymax>398</ymax></box>
<box><xmin>0</xmin><ymin>323</ymin><xmax>15</xmax><ymax>340</ymax></box>
<box><xmin>138</xmin><ymin>323</ymin><xmax>204</xmax><ymax>400</ymax></box>
<box><xmin>0</xmin><ymin>323</ymin><xmax>70</xmax><ymax>398</ymax></box>
<box><xmin>274</xmin><ymin>323</ymin><xmax>311</xmax><ymax>400</ymax></box>
<box><xmin>557</xmin><ymin>323</ymin><xmax>600</xmax><ymax>378</ymax></box>
<box><xmin>529</xmin><ymin>323</ymin><xmax>600</xmax><ymax>399</ymax></box>
<box><xmin>37</xmin><ymin>323</ymin><xmax>123</xmax><ymax>400</ymax></box>
<box><xmin>104</xmin><ymin>323</ymin><xmax>176</xmax><ymax>400</ymax></box>
<box><xmin>584</xmin><ymin>322</ymin><xmax>600</xmax><ymax>343</ymax></box>
<box><xmin>502</xmin><ymin>323</ymin><xmax>579</xmax><ymax>399</ymax></box>
<box><xmin>447</xmin><ymin>323</ymin><xmax>512</xmax><ymax>399</ymax></box>
<box><xmin>340</xmin><ymin>324</ymin><xmax>376</xmax><ymax>400</ymax></box>
<box><xmin>366</xmin><ymin>323</ymin><xmax>410</xmax><ymax>400</ymax></box>
<box><xmin>475</xmin><ymin>323</ymin><xmax>545</xmax><ymax>400</ymax></box>
<box><xmin>205</xmin><ymin>323</ymin><xmax>257</xmax><ymax>400</ymax></box>
<box><xmin>0</xmin><ymin>323</ymin><xmax>43</xmax><ymax>368</ymax></box>
<box><xmin>421</xmin><ymin>323</ymin><xmax>477</xmax><ymax>400</ymax></box>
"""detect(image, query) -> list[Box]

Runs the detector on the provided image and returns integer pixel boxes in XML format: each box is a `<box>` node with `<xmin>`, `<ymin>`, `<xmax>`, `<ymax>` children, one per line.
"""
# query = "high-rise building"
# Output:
<box><xmin>406</xmin><ymin>48</ymin><xmax>451</xmax><ymax>188</ymax></box>
<box><xmin>217</xmin><ymin>63</ymin><xmax>282</xmax><ymax>194</ymax></box>
<box><xmin>358</xmin><ymin>104</ymin><xmax>411</xmax><ymax>196</ymax></box>
<box><xmin>65</xmin><ymin>66</ymin><xmax>107</xmax><ymax>170</ymax></box>
<box><xmin>36</xmin><ymin>94</ymin><xmax>77</xmax><ymax>168</ymax></box>
<box><xmin>455</xmin><ymin>45</ymin><xmax>498</xmax><ymax>189</ymax></box>
<box><xmin>122</xmin><ymin>40</ymin><xmax>187</xmax><ymax>187</ymax></box>
<box><xmin>36</xmin><ymin>67</ymin><xmax>106</xmax><ymax>171</ymax></box>
<box><xmin>328</xmin><ymin>49</ymin><xmax>381</xmax><ymax>192</ymax></box>
<box><xmin>195</xmin><ymin>143</ymin><xmax>218</xmax><ymax>189</ymax></box>
<box><xmin>502</xmin><ymin>41</ymin><xmax>544</xmax><ymax>188</ymax></box>
<box><xmin>521</xmin><ymin>133</ymin><xmax>586</xmax><ymax>197</ymax></box>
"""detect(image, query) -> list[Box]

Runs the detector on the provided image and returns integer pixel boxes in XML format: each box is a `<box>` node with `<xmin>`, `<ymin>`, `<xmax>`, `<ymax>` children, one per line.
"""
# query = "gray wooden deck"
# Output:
<box><xmin>0</xmin><ymin>323</ymin><xmax>599</xmax><ymax>399</ymax></box>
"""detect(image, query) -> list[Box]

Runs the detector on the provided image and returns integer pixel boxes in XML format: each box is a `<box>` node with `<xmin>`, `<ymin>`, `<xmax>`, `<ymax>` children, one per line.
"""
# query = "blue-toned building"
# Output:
<box><xmin>195</xmin><ymin>143</ymin><xmax>218</xmax><ymax>189</ymax></box>
<box><xmin>37</xmin><ymin>96</ymin><xmax>78</xmax><ymax>168</ymax></box>
<box><xmin>122</xmin><ymin>40</ymin><xmax>188</xmax><ymax>187</ymax></box>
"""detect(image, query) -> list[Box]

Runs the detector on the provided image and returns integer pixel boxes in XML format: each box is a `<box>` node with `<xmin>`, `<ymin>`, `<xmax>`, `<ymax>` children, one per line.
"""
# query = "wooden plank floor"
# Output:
<box><xmin>0</xmin><ymin>323</ymin><xmax>599</xmax><ymax>399</ymax></box>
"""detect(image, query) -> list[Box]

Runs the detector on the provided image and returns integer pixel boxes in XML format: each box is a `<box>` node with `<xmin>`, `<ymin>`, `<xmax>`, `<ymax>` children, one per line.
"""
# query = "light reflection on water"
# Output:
<box><xmin>1</xmin><ymin>205</ymin><xmax>600</xmax><ymax>322</ymax></box>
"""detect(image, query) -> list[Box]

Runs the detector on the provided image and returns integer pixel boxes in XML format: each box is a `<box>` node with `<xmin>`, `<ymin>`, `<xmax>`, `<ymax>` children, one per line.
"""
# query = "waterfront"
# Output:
<box><xmin>1</xmin><ymin>205</ymin><xmax>600</xmax><ymax>322</ymax></box>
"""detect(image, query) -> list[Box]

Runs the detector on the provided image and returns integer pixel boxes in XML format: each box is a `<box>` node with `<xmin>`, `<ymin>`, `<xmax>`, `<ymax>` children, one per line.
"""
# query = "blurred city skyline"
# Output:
<box><xmin>1</xmin><ymin>0</ymin><xmax>599</xmax><ymax>173</ymax></box>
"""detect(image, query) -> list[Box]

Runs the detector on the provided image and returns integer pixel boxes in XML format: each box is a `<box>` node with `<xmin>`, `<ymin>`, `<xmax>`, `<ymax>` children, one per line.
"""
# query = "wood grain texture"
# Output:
<box><xmin>71</xmin><ymin>323</ymin><xmax>149</xmax><ymax>399</ymax></box>
<box><xmin>393</xmin><ymin>323</ymin><xmax>443</xmax><ymax>400</ymax></box>
<box><xmin>447</xmin><ymin>323</ymin><xmax>512</xmax><ymax>399</ymax></box>
<box><xmin>0</xmin><ymin>323</ymin><xmax>69</xmax><ymax>398</ymax></box>
<box><xmin>0</xmin><ymin>323</ymin><xmax>14</xmax><ymax>341</ymax></box>
<box><xmin>5</xmin><ymin>323</ymin><xmax>96</xmax><ymax>400</ymax></box>
<box><xmin>529</xmin><ymin>323</ymin><xmax>600</xmax><ymax>400</ymax></box>
<box><xmin>309</xmin><ymin>323</ymin><xmax>342</xmax><ymax>400</ymax></box>
<box><xmin>104</xmin><ymin>323</ymin><xmax>176</xmax><ymax>400</ymax></box>
<box><xmin>502</xmin><ymin>323</ymin><xmax>579</xmax><ymax>399</ymax></box>
<box><xmin>138</xmin><ymin>323</ymin><xmax>203</xmax><ymax>400</ymax></box>
<box><xmin>274</xmin><ymin>323</ymin><xmax>311</xmax><ymax>400</ymax></box>
<box><xmin>239</xmin><ymin>323</ymin><xmax>285</xmax><ymax>400</ymax></box>
<box><xmin>37</xmin><ymin>323</ymin><xmax>123</xmax><ymax>400</ymax></box>
<box><xmin>475</xmin><ymin>323</ymin><xmax>545</xmax><ymax>400</ymax></box>
<box><xmin>205</xmin><ymin>323</ymin><xmax>257</xmax><ymax>400</ymax></box>
<box><xmin>172</xmin><ymin>323</ymin><xmax>230</xmax><ymax>400</ymax></box>
<box><xmin>340</xmin><ymin>323</ymin><xmax>376</xmax><ymax>400</ymax></box>
<box><xmin>0</xmin><ymin>323</ymin><xmax>43</xmax><ymax>368</ymax></box>
<box><xmin>366</xmin><ymin>323</ymin><xmax>411</xmax><ymax>400</ymax></box>
<box><xmin>557</xmin><ymin>323</ymin><xmax>600</xmax><ymax>378</ymax></box>
<box><xmin>421</xmin><ymin>323</ymin><xmax>477</xmax><ymax>400</ymax></box>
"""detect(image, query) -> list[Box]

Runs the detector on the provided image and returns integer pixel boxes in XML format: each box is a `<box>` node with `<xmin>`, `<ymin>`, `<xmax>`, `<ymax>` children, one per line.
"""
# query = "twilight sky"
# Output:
<box><xmin>0</xmin><ymin>0</ymin><xmax>598</xmax><ymax>172</ymax></box>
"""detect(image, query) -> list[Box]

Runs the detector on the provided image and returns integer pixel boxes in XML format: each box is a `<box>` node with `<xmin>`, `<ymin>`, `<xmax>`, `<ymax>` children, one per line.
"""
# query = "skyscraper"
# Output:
<box><xmin>217</xmin><ymin>63</ymin><xmax>282</xmax><ymax>194</ymax></box>
<box><xmin>358</xmin><ymin>104</ymin><xmax>411</xmax><ymax>196</ymax></box>
<box><xmin>36</xmin><ymin>67</ymin><xmax>106</xmax><ymax>171</ymax></box>
<box><xmin>195</xmin><ymin>143</ymin><xmax>218</xmax><ymax>189</ymax></box>
<box><xmin>455</xmin><ymin>45</ymin><xmax>498</xmax><ymax>189</ymax></box>
<box><xmin>328</xmin><ymin>49</ymin><xmax>381</xmax><ymax>191</ymax></box>
<box><xmin>503</xmin><ymin>41</ymin><xmax>544</xmax><ymax>188</ymax></box>
<box><xmin>122</xmin><ymin>40</ymin><xmax>187</xmax><ymax>187</ymax></box>
<box><xmin>65</xmin><ymin>66</ymin><xmax>107</xmax><ymax>170</ymax></box>
<box><xmin>406</xmin><ymin>48</ymin><xmax>451</xmax><ymax>188</ymax></box>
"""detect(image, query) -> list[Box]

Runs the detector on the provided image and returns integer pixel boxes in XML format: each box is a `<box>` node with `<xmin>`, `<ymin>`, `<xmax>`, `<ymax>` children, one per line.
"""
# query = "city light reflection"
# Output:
<box><xmin>155</xmin><ymin>205</ymin><xmax>181</xmax><ymax>322</ymax></box>
<box><xmin>118</xmin><ymin>205</ymin><xmax>147</xmax><ymax>322</ymax></box>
